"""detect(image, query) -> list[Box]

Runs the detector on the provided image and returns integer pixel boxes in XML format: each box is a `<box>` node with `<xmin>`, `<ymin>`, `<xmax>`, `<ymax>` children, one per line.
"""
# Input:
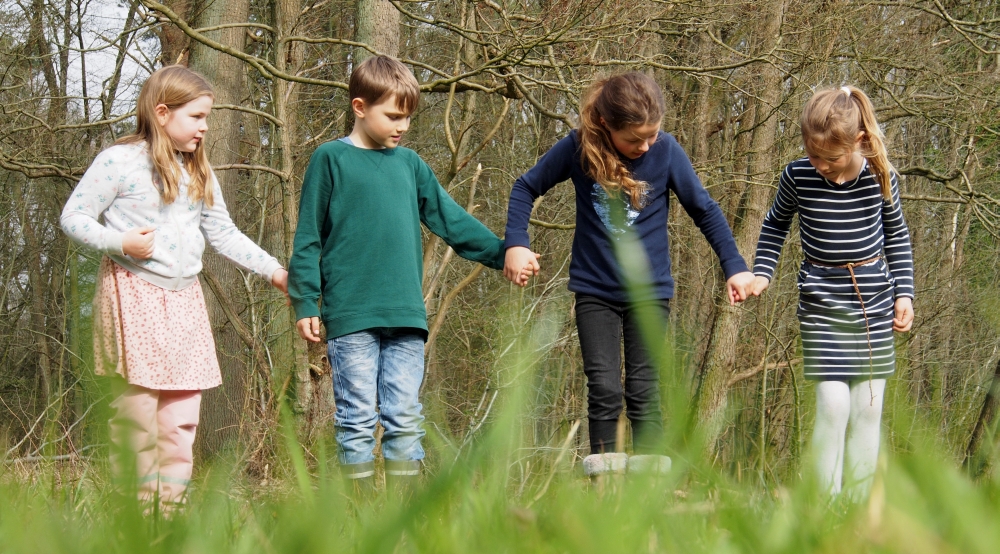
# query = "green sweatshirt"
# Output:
<box><xmin>288</xmin><ymin>139</ymin><xmax>505</xmax><ymax>340</ymax></box>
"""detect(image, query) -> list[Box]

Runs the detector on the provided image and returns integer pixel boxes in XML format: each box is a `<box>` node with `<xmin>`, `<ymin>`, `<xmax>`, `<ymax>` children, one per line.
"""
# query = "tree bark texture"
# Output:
<box><xmin>355</xmin><ymin>0</ymin><xmax>399</xmax><ymax>60</ymax></box>
<box><xmin>187</xmin><ymin>0</ymin><xmax>257</xmax><ymax>456</ymax></box>
<box><xmin>693</xmin><ymin>0</ymin><xmax>788</xmax><ymax>459</ymax></box>
<box><xmin>964</xmin><ymin>356</ymin><xmax>1000</xmax><ymax>478</ymax></box>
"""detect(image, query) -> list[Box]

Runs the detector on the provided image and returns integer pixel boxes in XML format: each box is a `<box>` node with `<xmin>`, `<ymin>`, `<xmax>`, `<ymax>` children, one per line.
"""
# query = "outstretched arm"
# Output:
<box><xmin>748</xmin><ymin>165</ymin><xmax>799</xmax><ymax>296</ymax></box>
<box><xmin>502</xmin><ymin>134</ymin><xmax>576</xmax><ymax>286</ymax></box>
<box><xmin>200</xmin><ymin>171</ymin><xmax>284</xmax><ymax>281</ymax></box>
<box><xmin>665</xmin><ymin>137</ymin><xmax>750</xmax><ymax>300</ymax></box>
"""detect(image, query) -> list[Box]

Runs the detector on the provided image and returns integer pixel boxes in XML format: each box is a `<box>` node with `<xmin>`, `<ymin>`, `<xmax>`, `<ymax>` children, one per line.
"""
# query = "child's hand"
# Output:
<box><xmin>893</xmin><ymin>297</ymin><xmax>914</xmax><ymax>332</ymax></box>
<box><xmin>725</xmin><ymin>271</ymin><xmax>756</xmax><ymax>305</ymax></box>
<box><xmin>749</xmin><ymin>276</ymin><xmax>770</xmax><ymax>297</ymax></box>
<box><xmin>297</xmin><ymin>317</ymin><xmax>323</xmax><ymax>342</ymax></box>
<box><xmin>504</xmin><ymin>246</ymin><xmax>541</xmax><ymax>287</ymax></box>
<box><xmin>122</xmin><ymin>227</ymin><xmax>156</xmax><ymax>259</ymax></box>
<box><xmin>271</xmin><ymin>268</ymin><xmax>288</xmax><ymax>295</ymax></box>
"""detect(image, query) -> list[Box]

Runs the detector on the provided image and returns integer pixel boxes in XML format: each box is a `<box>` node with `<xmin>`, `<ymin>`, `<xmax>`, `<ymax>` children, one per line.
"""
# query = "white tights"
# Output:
<box><xmin>812</xmin><ymin>379</ymin><xmax>885</xmax><ymax>499</ymax></box>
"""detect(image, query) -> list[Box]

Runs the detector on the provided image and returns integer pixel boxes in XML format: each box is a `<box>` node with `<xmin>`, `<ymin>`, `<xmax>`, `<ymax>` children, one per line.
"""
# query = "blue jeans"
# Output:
<box><xmin>327</xmin><ymin>328</ymin><xmax>426</xmax><ymax>465</ymax></box>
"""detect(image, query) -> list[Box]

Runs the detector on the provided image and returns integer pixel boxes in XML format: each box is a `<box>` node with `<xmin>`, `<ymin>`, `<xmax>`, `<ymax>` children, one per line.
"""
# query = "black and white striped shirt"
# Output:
<box><xmin>752</xmin><ymin>158</ymin><xmax>914</xmax><ymax>300</ymax></box>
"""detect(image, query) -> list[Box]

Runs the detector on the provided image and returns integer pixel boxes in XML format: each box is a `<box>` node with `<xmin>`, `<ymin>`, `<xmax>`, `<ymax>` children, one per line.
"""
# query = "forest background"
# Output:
<box><xmin>1</xmin><ymin>0</ymin><xmax>1000</xmax><ymax>508</ymax></box>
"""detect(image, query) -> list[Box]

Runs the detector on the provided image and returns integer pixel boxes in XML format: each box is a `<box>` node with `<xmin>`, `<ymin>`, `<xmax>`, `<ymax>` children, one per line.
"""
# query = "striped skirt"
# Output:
<box><xmin>796</xmin><ymin>258</ymin><xmax>896</xmax><ymax>381</ymax></box>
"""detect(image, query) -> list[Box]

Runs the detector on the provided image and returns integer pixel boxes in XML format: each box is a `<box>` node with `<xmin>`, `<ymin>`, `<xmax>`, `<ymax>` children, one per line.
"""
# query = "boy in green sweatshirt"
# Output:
<box><xmin>289</xmin><ymin>55</ymin><xmax>520</xmax><ymax>496</ymax></box>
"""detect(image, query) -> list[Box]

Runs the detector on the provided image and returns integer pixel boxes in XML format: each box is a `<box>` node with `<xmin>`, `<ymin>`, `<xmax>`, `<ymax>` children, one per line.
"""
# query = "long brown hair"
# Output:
<box><xmin>801</xmin><ymin>85</ymin><xmax>895</xmax><ymax>202</ymax></box>
<box><xmin>118</xmin><ymin>65</ymin><xmax>215</xmax><ymax>207</ymax></box>
<box><xmin>579</xmin><ymin>72</ymin><xmax>664</xmax><ymax>208</ymax></box>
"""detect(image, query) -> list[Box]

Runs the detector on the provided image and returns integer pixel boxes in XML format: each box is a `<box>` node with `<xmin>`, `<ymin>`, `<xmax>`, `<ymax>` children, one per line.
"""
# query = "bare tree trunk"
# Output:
<box><xmin>693</xmin><ymin>0</ymin><xmax>788</xmax><ymax>459</ymax></box>
<box><xmin>158</xmin><ymin>0</ymin><xmax>192</xmax><ymax>65</ymax></box>
<box><xmin>187</xmin><ymin>0</ymin><xmax>256</xmax><ymax>457</ymax></box>
<box><xmin>964</xmin><ymin>356</ymin><xmax>1000</xmax><ymax>478</ymax></box>
<box><xmin>355</xmin><ymin>0</ymin><xmax>399</xmax><ymax>60</ymax></box>
<box><xmin>21</xmin><ymin>202</ymin><xmax>53</xmax><ymax>404</ymax></box>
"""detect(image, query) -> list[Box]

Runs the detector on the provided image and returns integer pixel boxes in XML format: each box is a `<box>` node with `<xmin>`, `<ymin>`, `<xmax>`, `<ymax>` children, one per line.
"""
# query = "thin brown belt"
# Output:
<box><xmin>805</xmin><ymin>255</ymin><xmax>883</xmax><ymax>381</ymax></box>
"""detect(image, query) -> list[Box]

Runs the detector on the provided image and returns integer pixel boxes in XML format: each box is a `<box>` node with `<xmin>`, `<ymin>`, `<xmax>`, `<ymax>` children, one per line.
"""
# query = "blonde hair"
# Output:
<box><xmin>349</xmin><ymin>55</ymin><xmax>420</xmax><ymax>114</ymax></box>
<box><xmin>801</xmin><ymin>85</ymin><xmax>895</xmax><ymax>201</ymax></box>
<box><xmin>118</xmin><ymin>65</ymin><xmax>215</xmax><ymax>207</ymax></box>
<box><xmin>579</xmin><ymin>72</ymin><xmax>664</xmax><ymax>209</ymax></box>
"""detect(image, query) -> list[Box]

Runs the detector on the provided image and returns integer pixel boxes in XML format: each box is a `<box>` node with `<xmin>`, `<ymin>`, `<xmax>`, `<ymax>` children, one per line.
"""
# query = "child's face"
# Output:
<box><xmin>606</xmin><ymin>121</ymin><xmax>660</xmax><ymax>159</ymax></box>
<box><xmin>156</xmin><ymin>95</ymin><xmax>213</xmax><ymax>153</ymax></box>
<box><xmin>804</xmin><ymin>132</ymin><xmax>864</xmax><ymax>182</ymax></box>
<box><xmin>352</xmin><ymin>94</ymin><xmax>412</xmax><ymax>149</ymax></box>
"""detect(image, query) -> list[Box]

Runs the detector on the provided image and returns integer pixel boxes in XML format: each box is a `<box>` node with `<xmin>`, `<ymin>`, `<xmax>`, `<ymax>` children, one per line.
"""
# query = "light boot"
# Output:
<box><xmin>582</xmin><ymin>452</ymin><xmax>628</xmax><ymax>494</ymax></box>
<box><xmin>626</xmin><ymin>454</ymin><xmax>672</xmax><ymax>480</ymax></box>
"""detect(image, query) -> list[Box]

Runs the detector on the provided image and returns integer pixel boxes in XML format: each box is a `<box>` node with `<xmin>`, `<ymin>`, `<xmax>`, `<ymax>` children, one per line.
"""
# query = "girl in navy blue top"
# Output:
<box><xmin>503</xmin><ymin>73</ymin><xmax>754</xmax><ymax>466</ymax></box>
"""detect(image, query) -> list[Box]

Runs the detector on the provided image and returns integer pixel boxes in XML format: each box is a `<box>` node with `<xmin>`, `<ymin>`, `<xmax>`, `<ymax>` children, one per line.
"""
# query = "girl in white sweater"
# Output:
<box><xmin>61</xmin><ymin>65</ymin><xmax>286</xmax><ymax>512</ymax></box>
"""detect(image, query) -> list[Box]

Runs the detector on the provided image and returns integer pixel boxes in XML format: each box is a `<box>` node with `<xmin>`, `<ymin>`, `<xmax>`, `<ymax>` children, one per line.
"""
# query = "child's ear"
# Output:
<box><xmin>351</xmin><ymin>98</ymin><xmax>366</xmax><ymax>119</ymax></box>
<box><xmin>154</xmin><ymin>103</ymin><xmax>170</xmax><ymax>126</ymax></box>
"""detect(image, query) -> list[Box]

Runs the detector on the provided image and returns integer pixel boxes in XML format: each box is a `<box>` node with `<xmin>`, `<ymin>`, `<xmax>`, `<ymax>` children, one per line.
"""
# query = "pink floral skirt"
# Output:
<box><xmin>93</xmin><ymin>257</ymin><xmax>222</xmax><ymax>390</ymax></box>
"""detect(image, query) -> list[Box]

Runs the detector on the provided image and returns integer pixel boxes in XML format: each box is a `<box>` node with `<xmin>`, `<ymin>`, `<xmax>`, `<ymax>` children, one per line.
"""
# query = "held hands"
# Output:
<box><xmin>122</xmin><ymin>227</ymin><xmax>156</xmax><ymax>259</ymax></box>
<box><xmin>893</xmin><ymin>297</ymin><xmax>914</xmax><ymax>332</ymax></box>
<box><xmin>748</xmin><ymin>275</ymin><xmax>770</xmax><ymax>298</ymax></box>
<box><xmin>297</xmin><ymin>317</ymin><xmax>322</xmax><ymax>342</ymax></box>
<box><xmin>725</xmin><ymin>271</ymin><xmax>757</xmax><ymax>306</ymax></box>
<box><xmin>503</xmin><ymin>246</ymin><xmax>542</xmax><ymax>287</ymax></box>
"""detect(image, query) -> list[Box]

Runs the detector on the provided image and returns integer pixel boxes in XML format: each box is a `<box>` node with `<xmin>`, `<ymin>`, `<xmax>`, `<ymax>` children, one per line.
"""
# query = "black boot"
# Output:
<box><xmin>341</xmin><ymin>461</ymin><xmax>377</xmax><ymax>507</ymax></box>
<box><xmin>384</xmin><ymin>459</ymin><xmax>421</xmax><ymax>504</ymax></box>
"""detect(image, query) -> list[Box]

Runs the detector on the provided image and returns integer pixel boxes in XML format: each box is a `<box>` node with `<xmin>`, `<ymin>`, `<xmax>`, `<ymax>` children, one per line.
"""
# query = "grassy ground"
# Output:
<box><xmin>3</xmin><ymin>316</ymin><xmax>1000</xmax><ymax>553</ymax></box>
<box><xmin>2</xmin><ymin>428</ymin><xmax>1000</xmax><ymax>553</ymax></box>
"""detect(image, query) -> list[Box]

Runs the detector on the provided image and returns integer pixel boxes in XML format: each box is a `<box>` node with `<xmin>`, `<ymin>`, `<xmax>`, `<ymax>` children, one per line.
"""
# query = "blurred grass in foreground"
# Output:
<box><xmin>2</xmin><ymin>310</ymin><xmax>1000</xmax><ymax>553</ymax></box>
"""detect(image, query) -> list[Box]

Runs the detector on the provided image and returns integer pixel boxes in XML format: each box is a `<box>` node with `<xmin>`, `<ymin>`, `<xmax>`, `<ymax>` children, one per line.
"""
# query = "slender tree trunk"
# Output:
<box><xmin>158</xmin><ymin>0</ymin><xmax>193</xmax><ymax>65</ymax></box>
<box><xmin>693</xmin><ymin>0</ymin><xmax>788</xmax><ymax>459</ymax></box>
<box><xmin>188</xmin><ymin>0</ymin><xmax>255</xmax><ymax>456</ymax></box>
<box><xmin>355</xmin><ymin>0</ymin><xmax>399</xmax><ymax>60</ymax></box>
<box><xmin>965</xmin><ymin>357</ymin><xmax>1000</xmax><ymax>477</ymax></box>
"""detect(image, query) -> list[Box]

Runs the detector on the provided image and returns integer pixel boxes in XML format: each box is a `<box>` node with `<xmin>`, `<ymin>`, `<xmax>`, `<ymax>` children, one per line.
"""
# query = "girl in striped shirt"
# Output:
<box><xmin>749</xmin><ymin>86</ymin><xmax>914</xmax><ymax>499</ymax></box>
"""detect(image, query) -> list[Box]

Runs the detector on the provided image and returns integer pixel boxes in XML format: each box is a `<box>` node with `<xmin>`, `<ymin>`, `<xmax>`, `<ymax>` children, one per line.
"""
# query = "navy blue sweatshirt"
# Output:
<box><xmin>504</xmin><ymin>131</ymin><xmax>748</xmax><ymax>302</ymax></box>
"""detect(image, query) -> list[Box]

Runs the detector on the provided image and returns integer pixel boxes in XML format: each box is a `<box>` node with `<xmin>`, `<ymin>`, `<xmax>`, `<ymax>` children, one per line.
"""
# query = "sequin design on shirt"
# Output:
<box><xmin>592</xmin><ymin>183</ymin><xmax>640</xmax><ymax>235</ymax></box>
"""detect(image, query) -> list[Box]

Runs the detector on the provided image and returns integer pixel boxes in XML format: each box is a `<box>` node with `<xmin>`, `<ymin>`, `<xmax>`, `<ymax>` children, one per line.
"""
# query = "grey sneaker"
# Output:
<box><xmin>582</xmin><ymin>452</ymin><xmax>629</xmax><ymax>477</ymax></box>
<box><xmin>626</xmin><ymin>454</ymin><xmax>672</xmax><ymax>475</ymax></box>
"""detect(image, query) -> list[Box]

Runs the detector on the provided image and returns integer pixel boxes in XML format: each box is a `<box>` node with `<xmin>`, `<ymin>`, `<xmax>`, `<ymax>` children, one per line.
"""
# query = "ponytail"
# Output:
<box><xmin>847</xmin><ymin>87</ymin><xmax>895</xmax><ymax>202</ymax></box>
<box><xmin>578</xmin><ymin>73</ymin><xmax>665</xmax><ymax>209</ymax></box>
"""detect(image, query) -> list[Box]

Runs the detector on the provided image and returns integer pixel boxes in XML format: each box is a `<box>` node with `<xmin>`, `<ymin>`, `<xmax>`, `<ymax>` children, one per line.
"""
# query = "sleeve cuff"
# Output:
<box><xmin>104</xmin><ymin>232</ymin><xmax>125</xmax><ymax>256</ymax></box>
<box><xmin>261</xmin><ymin>259</ymin><xmax>283</xmax><ymax>283</ymax></box>
<box><xmin>504</xmin><ymin>236</ymin><xmax>530</xmax><ymax>250</ymax></box>
<box><xmin>291</xmin><ymin>298</ymin><xmax>321</xmax><ymax>322</ymax></box>
<box><xmin>720</xmin><ymin>257</ymin><xmax>750</xmax><ymax>280</ymax></box>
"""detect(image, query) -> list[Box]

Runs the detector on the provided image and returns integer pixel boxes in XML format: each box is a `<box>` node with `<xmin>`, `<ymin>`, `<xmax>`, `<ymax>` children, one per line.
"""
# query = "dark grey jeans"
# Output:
<box><xmin>575</xmin><ymin>293</ymin><xmax>670</xmax><ymax>454</ymax></box>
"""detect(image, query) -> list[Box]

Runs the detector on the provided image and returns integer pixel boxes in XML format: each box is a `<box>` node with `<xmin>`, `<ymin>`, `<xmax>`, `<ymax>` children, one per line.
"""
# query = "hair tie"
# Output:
<box><xmin>841</xmin><ymin>86</ymin><xmax>852</xmax><ymax>96</ymax></box>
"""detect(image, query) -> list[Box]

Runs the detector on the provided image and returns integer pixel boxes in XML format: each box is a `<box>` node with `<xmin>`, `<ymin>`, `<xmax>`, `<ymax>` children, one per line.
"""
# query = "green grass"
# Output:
<box><xmin>3</xmin><ymin>312</ymin><xmax>1000</xmax><ymax>553</ymax></box>
<box><xmin>3</xmin><ymin>430</ymin><xmax>1000</xmax><ymax>553</ymax></box>
<box><xmin>6</xmin><ymin>236</ymin><xmax>999</xmax><ymax>553</ymax></box>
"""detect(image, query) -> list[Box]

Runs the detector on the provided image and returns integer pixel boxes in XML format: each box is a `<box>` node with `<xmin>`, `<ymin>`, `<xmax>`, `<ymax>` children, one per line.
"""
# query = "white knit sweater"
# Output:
<box><xmin>61</xmin><ymin>143</ymin><xmax>282</xmax><ymax>290</ymax></box>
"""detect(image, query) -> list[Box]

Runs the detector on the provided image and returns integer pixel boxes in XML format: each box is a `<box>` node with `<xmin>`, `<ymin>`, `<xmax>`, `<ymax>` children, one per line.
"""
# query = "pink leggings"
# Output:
<box><xmin>109</xmin><ymin>384</ymin><xmax>202</xmax><ymax>505</ymax></box>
